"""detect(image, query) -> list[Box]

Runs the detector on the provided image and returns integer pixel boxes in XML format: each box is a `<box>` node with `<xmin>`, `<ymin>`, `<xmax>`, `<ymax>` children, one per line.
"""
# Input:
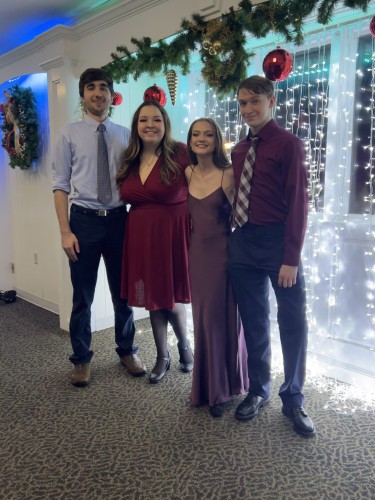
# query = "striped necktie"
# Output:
<box><xmin>97</xmin><ymin>123</ymin><xmax>112</xmax><ymax>205</ymax></box>
<box><xmin>234</xmin><ymin>136</ymin><xmax>259</xmax><ymax>227</ymax></box>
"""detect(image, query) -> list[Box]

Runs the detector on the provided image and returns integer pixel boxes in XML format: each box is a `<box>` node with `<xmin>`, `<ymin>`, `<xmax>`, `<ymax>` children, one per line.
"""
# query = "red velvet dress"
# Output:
<box><xmin>120</xmin><ymin>142</ymin><xmax>191</xmax><ymax>311</ymax></box>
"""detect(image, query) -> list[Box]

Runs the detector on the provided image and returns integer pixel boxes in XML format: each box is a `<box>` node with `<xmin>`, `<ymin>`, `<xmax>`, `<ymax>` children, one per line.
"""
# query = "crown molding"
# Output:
<box><xmin>0</xmin><ymin>26</ymin><xmax>78</xmax><ymax>70</ymax></box>
<box><xmin>39</xmin><ymin>56</ymin><xmax>79</xmax><ymax>72</ymax></box>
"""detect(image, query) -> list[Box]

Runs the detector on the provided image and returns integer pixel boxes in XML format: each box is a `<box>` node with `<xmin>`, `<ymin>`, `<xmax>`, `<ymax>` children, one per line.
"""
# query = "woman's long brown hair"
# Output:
<box><xmin>187</xmin><ymin>118</ymin><xmax>231</xmax><ymax>169</ymax></box>
<box><xmin>116</xmin><ymin>100</ymin><xmax>180</xmax><ymax>187</ymax></box>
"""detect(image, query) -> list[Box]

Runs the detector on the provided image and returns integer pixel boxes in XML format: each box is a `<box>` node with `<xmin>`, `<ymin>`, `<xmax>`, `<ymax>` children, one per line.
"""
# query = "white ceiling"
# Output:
<box><xmin>0</xmin><ymin>0</ymin><xmax>126</xmax><ymax>56</ymax></box>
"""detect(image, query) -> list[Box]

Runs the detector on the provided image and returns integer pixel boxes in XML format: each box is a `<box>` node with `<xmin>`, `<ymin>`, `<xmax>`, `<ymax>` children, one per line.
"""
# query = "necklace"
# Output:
<box><xmin>192</xmin><ymin>165</ymin><xmax>216</xmax><ymax>181</ymax></box>
<box><xmin>141</xmin><ymin>154</ymin><xmax>158</xmax><ymax>168</ymax></box>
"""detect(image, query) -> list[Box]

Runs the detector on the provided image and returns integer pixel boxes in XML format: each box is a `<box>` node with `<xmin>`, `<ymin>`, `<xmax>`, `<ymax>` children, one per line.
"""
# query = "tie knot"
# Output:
<box><xmin>98</xmin><ymin>123</ymin><xmax>106</xmax><ymax>132</ymax></box>
<box><xmin>250</xmin><ymin>136</ymin><xmax>259</xmax><ymax>145</ymax></box>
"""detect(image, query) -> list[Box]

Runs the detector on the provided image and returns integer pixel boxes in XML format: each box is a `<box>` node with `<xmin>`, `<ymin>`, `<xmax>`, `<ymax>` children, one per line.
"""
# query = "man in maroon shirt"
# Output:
<box><xmin>228</xmin><ymin>75</ymin><xmax>315</xmax><ymax>437</ymax></box>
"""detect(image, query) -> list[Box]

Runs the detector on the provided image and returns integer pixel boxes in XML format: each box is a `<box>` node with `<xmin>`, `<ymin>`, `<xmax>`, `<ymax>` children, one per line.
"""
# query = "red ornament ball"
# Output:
<box><xmin>262</xmin><ymin>46</ymin><xmax>293</xmax><ymax>82</ymax></box>
<box><xmin>112</xmin><ymin>92</ymin><xmax>123</xmax><ymax>106</ymax></box>
<box><xmin>143</xmin><ymin>84</ymin><xmax>167</xmax><ymax>107</ymax></box>
<box><xmin>370</xmin><ymin>16</ymin><xmax>375</xmax><ymax>37</ymax></box>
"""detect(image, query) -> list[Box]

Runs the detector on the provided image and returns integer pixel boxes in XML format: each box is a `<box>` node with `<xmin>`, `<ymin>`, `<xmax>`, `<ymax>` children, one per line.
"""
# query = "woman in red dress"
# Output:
<box><xmin>116</xmin><ymin>100</ymin><xmax>194</xmax><ymax>383</ymax></box>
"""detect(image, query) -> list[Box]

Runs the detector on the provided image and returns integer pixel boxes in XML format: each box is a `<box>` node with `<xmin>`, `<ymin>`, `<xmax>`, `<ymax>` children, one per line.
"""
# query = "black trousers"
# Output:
<box><xmin>228</xmin><ymin>223</ymin><xmax>308</xmax><ymax>407</ymax></box>
<box><xmin>68</xmin><ymin>205</ymin><xmax>137</xmax><ymax>365</ymax></box>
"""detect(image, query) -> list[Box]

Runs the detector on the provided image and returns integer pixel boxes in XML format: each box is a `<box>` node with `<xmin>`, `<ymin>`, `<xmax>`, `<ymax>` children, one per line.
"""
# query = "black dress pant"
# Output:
<box><xmin>68</xmin><ymin>205</ymin><xmax>137</xmax><ymax>365</ymax></box>
<box><xmin>228</xmin><ymin>223</ymin><xmax>308</xmax><ymax>407</ymax></box>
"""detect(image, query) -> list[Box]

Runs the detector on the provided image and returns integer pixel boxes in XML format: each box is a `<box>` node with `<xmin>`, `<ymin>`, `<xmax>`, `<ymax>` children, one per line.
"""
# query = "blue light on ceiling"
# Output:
<box><xmin>0</xmin><ymin>1</ymin><xmax>119</xmax><ymax>56</ymax></box>
<box><xmin>1</xmin><ymin>16</ymin><xmax>72</xmax><ymax>56</ymax></box>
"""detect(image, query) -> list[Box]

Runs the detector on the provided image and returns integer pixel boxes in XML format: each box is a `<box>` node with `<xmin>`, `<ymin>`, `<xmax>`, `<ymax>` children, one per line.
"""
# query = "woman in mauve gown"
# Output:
<box><xmin>116</xmin><ymin>100</ymin><xmax>194</xmax><ymax>384</ymax></box>
<box><xmin>185</xmin><ymin>118</ymin><xmax>249</xmax><ymax>417</ymax></box>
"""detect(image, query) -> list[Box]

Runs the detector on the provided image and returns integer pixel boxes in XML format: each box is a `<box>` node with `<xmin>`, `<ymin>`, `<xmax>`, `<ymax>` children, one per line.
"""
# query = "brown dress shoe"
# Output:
<box><xmin>120</xmin><ymin>354</ymin><xmax>146</xmax><ymax>377</ymax></box>
<box><xmin>71</xmin><ymin>363</ymin><xmax>91</xmax><ymax>387</ymax></box>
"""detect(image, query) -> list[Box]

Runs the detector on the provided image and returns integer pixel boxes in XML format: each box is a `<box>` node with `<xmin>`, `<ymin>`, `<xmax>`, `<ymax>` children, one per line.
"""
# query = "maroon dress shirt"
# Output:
<box><xmin>231</xmin><ymin>119</ymin><xmax>308</xmax><ymax>266</ymax></box>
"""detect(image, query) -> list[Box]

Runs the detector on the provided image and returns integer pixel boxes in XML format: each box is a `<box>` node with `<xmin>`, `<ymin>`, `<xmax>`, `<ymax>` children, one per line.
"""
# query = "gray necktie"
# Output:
<box><xmin>97</xmin><ymin>123</ymin><xmax>112</xmax><ymax>205</ymax></box>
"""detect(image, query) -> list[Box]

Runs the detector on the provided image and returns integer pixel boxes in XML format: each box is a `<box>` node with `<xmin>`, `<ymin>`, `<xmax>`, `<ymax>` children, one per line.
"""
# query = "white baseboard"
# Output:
<box><xmin>17</xmin><ymin>290</ymin><xmax>59</xmax><ymax>315</ymax></box>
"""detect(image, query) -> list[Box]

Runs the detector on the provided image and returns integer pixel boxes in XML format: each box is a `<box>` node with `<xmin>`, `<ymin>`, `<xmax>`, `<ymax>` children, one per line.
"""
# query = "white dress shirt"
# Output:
<box><xmin>52</xmin><ymin>115</ymin><xmax>130</xmax><ymax>209</ymax></box>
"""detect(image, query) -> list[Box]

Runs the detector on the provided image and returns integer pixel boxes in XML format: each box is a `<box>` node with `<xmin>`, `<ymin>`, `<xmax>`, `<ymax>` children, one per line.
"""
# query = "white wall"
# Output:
<box><xmin>0</xmin><ymin>73</ymin><xmax>59</xmax><ymax>311</ymax></box>
<box><xmin>0</xmin><ymin>135</ymin><xmax>13</xmax><ymax>290</ymax></box>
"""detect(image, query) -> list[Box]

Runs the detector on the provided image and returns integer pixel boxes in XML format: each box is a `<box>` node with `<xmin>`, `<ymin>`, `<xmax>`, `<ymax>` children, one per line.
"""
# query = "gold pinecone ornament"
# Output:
<box><xmin>165</xmin><ymin>69</ymin><xmax>178</xmax><ymax>105</ymax></box>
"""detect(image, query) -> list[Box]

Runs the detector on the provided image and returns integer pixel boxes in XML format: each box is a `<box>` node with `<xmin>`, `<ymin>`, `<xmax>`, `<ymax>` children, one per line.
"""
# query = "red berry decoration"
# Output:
<box><xmin>370</xmin><ymin>16</ymin><xmax>375</xmax><ymax>37</ymax></box>
<box><xmin>143</xmin><ymin>84</ymin><xmax>167</xmax><ymax>107</ymax></box>
<box><xmin>112</xmin><ymin>92</ymin><xmax>123</xmax><ymax>106</ymax></box>
<box><xmin>262</xmin><ymin>46</ymin><xmax>293</xmax><ymax>82</ymax></box>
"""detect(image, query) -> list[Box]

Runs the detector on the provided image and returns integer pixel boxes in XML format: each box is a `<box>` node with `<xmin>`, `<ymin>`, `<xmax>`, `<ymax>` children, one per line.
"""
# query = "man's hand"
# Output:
<box><xmin>278</xmin><ymin>265</ymin><xmax>298</xmax><ymax>288</ymax></box>
<box><xmin>53</xmin><ymin>190</ymin><xmax>80</xmax><ymax>262</ymax></box>
<box><xmin>61</xmin><ymin>232</ymin><xmax>80</xmax><ymax>262</ymax></box>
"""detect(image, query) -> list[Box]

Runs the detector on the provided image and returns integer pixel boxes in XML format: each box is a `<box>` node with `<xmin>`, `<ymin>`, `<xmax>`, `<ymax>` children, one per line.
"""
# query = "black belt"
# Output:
<box><xmin>71</xmin><ymin>204</ymin><xmax>127</xmax><ymax>217</ymax></box>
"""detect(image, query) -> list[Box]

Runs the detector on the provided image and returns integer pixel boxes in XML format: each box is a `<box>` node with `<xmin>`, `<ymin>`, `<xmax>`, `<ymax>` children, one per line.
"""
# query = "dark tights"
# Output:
<box><xmin>149</xmin><ymin>303</ymin><xmax>189</xmax><ymax>358</ymax></box>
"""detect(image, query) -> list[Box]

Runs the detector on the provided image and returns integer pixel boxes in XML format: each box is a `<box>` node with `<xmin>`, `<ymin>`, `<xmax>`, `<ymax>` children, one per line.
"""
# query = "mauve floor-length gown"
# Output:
<box><xmin>188</xmin><ymin>187</ymin><xmax>249</xmax><ymax>407</ymax></box>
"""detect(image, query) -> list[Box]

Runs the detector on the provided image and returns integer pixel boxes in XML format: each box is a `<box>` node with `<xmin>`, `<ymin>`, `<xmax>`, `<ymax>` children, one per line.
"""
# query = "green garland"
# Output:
<box><xmin>0</xmin><ymin>85</ymin><xmax>39</xmax><ymax>169</ymax></box>
<box><xmin>103</xmin><ymin>0</ymin><xmax>370</xmax><ymax>96</ymax></box>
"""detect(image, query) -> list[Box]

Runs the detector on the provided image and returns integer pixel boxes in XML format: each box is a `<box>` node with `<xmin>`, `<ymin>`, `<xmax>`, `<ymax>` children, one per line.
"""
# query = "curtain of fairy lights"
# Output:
<box><xmin>359</xmin><ymin>35</ymin><xmax>375</xmax><ymax>348</ymax></box>
<box><xmin>349</xmin><ymin>33</ymin><xmax>375</xmax><ymax>356</ymax></box>
<box><xmin>274</xmin><ymin>31</ymin><xmax>374</xmax><ymax>403</ymax></box>
<box><xmin>368</xmin><ymin>41</ymin><xmax>375</xmax><ymax>342</ymax></box>
<box><xmin>269</xmin><ymin>41</ymin><xmax>347</xmax><ymax>382</ymax></box>
<box><xmin>275</xmin><ymin>45</ymin><xmax>329</xmax><ymax>212</ymax></box>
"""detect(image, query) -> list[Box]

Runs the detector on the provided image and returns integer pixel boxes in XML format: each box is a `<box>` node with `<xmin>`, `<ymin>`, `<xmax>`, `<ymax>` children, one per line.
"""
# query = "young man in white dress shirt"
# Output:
<box><xmin>52</xmin><ymin>68</ymin><xmax>146</xmax><ymax>386</ymax></box>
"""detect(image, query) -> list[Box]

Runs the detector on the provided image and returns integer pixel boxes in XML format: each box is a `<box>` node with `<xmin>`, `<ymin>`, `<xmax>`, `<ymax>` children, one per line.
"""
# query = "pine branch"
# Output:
<box><xmin>102</xmin><ymin>0</ymin><xmax>371</xmax><ymax>96</ymax></box>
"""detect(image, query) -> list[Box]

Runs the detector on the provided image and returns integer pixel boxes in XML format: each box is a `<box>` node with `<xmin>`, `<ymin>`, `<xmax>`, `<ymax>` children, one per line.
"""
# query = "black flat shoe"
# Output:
<box><xmin>235</xmin><ymin>394</ymin><xmax>270</xmax><ymax>421</ymax></box>
<box><xmin>178</xmin><ymin>341</ymin><xmax>194</xmax><ymax>373</ymax></box>
<box><xmin>209</xmin><ymin>404</ymin><xmax>226</xmax><ymax>418</ymax></box>
<box><xmin>149</xmin><ymin>352</ymin><xmax>171</xmax><ymax>384</ymax></box>
<box><xmin>282</xmin><ymin>406</ymin><xmax>316</xmax><ymax>437</ymax></box>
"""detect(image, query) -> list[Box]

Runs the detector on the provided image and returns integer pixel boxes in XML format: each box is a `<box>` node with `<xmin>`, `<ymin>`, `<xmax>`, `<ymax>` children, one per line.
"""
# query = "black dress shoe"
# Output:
<box><xmin>282</xmin><ymin>406</ymin><xmax>316</xmax><ymax>437</ymax></box>
<box><xmin>149</xmin><ymin>352</ymin><xmax>171</xmax><ymax>384</ymax></box>
<box><xmin>235</xmin><ymin>394</ymin><xmax>270</xmax><ymax>421</ymax></box>
<box><xmin>177</xmin><ymin>341</ymin><xmax>194</xmax><ymax>373</ymax></box>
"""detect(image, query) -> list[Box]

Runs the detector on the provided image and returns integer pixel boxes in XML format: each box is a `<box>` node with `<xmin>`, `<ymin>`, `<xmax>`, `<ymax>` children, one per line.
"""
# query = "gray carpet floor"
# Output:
<box><xmin>0</xmin><ymin>299</ymin><xmax>374</xmax><ymax>500</ymax></box>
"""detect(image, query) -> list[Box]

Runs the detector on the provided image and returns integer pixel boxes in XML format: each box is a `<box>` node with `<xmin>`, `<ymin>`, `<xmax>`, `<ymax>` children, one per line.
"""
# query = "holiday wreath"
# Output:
<box><xmin>0</xmin><ymin>85</ymin><xmax>39</xmax><ymax>169</ymax></box>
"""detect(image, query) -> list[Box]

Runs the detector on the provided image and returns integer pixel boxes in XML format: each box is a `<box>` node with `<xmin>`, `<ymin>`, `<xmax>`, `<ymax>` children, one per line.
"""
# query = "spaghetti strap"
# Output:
<box><xmin>188</xmin><ymin>166</ymin><xmax>194</xmax><ymax>186</ymax></box>
<box><xmin>220</xmin><ymin>168</ymin><xmax>225</xmax><ymax>187</ymax></box>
